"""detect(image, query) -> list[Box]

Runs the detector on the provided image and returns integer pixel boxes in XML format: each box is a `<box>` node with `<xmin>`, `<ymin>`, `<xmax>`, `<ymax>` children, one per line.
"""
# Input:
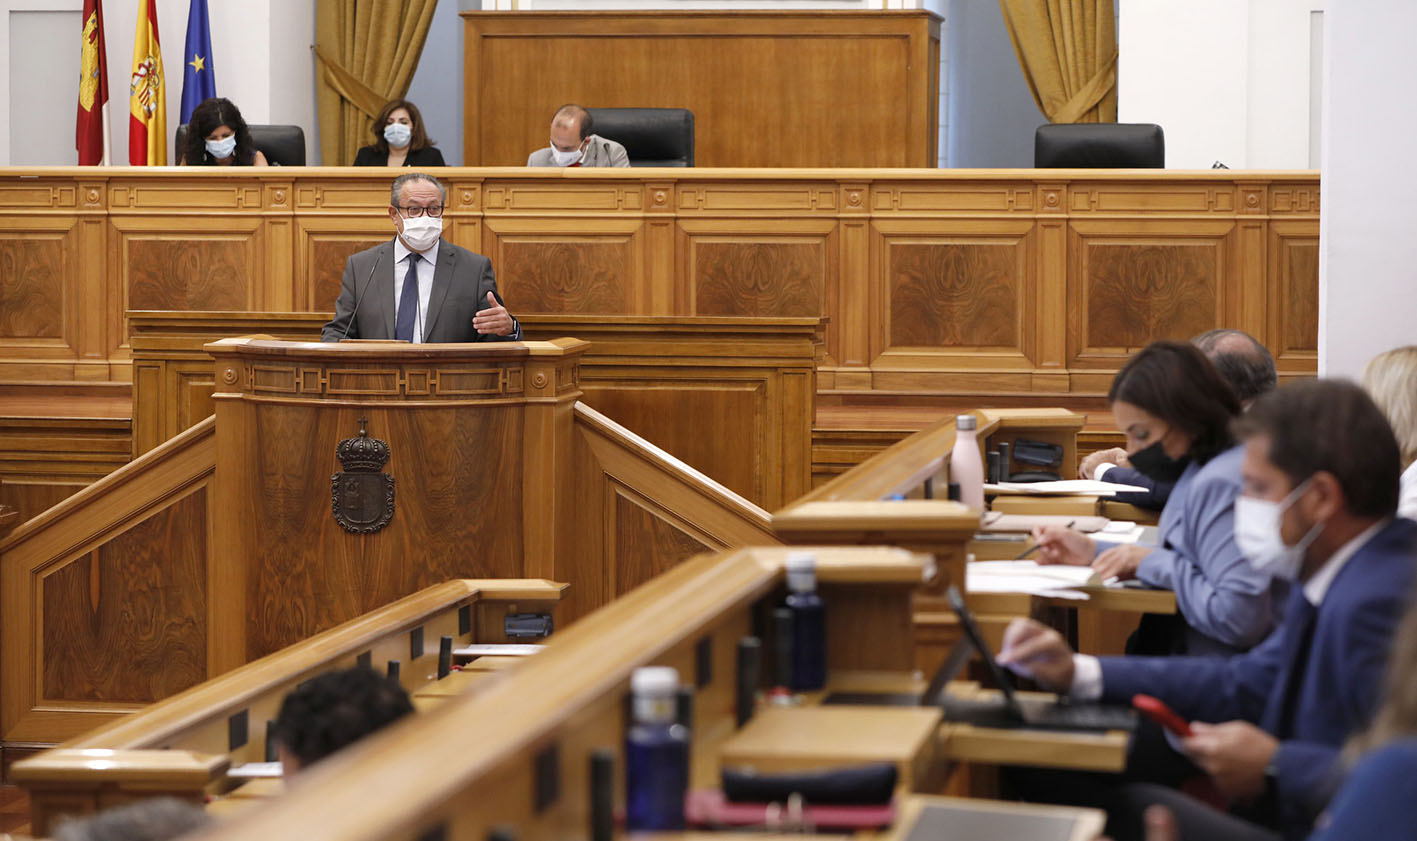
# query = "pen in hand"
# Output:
<box><xmin>1015</xmin><ymin>520</ymin><xmax>1076</xmax><ymax>561</ymax></box>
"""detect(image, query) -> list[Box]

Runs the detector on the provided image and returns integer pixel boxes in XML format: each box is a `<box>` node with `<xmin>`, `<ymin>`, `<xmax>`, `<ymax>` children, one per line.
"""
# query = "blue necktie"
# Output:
<box><xmin>394</xmin><ymin>253</ymin><xmax>421</xmax><ymax>342</ymax></box>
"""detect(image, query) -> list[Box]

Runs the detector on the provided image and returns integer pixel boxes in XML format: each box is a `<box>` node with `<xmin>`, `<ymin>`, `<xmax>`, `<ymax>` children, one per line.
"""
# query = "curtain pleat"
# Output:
<box><xmin>998</xmin><ymin>0</ymin><xmax>1118</xmax><ymax>124</ymax></box>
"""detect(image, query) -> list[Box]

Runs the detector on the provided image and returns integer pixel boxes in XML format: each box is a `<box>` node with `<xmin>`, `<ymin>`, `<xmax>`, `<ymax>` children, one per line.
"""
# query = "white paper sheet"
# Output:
<box><xmin>984</xmin><ymin>479</ymin><xmax>1151</xmax><ymax>497</ymax></box>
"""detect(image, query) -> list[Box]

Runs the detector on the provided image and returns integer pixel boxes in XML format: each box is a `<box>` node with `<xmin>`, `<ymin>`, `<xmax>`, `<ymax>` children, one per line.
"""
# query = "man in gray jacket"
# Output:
<box><xmin>526</xmin><ymin>104</ymin><xmax>630</xmax><ymax>168</ymax></box>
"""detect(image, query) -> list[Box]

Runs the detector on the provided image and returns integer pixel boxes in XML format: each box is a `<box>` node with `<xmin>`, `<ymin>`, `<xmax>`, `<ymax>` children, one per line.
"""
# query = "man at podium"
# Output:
<box><xmin>322</xmin><ymin>173</ymin><xmax>521</xmax><ymax>343</ymax></box>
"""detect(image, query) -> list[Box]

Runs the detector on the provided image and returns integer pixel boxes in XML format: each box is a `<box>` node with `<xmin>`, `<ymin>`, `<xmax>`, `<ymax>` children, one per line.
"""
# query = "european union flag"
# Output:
<box><xmin>179</xmin><ymin>0</ymin><xmax>215</xmax><ymax>124</ymax></box>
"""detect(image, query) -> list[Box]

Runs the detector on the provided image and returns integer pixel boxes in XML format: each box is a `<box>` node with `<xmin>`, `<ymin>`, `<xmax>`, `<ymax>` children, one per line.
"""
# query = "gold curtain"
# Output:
<box><xmin>998</xmin><ymin>0</ymin><xmax>1117</xmax><ymax>124</ymax></box>
<box><xmin>315</xmin><ymin>0</ymin><xmax>439</xmax><ymax>166</ymax></box>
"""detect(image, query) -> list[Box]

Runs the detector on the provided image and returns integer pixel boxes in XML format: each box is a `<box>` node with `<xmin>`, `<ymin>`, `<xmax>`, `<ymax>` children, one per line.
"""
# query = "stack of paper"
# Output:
<box><xmin>983</xmin><ymin>479</ymin><xmax>1151</xmax><ymax>497</ymax></box>
<box><xmin>966</xmin><ymin>560</ymin><xmax>1104</xmax><ymax>598</ymax></box>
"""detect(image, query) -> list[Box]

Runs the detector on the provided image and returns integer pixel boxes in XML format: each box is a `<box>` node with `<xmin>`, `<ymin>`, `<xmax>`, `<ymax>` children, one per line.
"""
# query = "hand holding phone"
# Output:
<box><xmin>1133</xmin><ymin>693</ymin><xmax>1193</xmax><ymax>737</ymax></box>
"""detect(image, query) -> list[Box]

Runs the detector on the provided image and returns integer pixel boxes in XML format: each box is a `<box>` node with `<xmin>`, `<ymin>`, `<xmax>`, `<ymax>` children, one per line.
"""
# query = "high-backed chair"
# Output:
<box><xmin>174</xmin><ymin>124</ymin><xmax>307</xmax><ymax>166</ymax></box>
<box><xmin>585</xmin><ymin>107</ymin><xmax>694</xmax><ymax>167</ymax></box>
<box><xmin>1034</xmin><ymin>123</ymin><xmax>1165</xmax><ymax>168</ymax></box>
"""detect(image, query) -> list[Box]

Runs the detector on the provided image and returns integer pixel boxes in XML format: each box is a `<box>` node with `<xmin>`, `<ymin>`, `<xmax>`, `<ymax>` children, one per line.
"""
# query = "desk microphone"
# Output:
<box><xmin>337</xmin><ymin>251</ymin><xmax>383</xmax><ymax>342</ymax></box>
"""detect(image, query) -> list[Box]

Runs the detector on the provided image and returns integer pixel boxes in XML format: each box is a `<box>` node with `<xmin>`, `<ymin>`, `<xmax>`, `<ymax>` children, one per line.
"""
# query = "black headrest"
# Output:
<box><xmin>1034</xmin><ymin>123</ymin><xmax>1164</xmax><ymax>168</ymax></box>
<box><xmin>174</xmin><ymin>123</ymin><xmax>307</xmax><ymax>166</ymax></box>
<box><xmin>585</xmin><ymin>108</ymin><xmax>694</xmax><ymax>167</ymax></box>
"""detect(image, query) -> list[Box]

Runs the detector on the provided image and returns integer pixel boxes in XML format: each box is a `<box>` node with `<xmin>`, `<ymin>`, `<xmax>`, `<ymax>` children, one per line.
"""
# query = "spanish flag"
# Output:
<box><xmin>128</xmin><ymin>0</ymin><xmax>166</xmax><ymax>165</ymax></box>
<box><xmin>76</xmin><ymin>0</ymin><xmax>110</xmax><ymax>165</ymax></box>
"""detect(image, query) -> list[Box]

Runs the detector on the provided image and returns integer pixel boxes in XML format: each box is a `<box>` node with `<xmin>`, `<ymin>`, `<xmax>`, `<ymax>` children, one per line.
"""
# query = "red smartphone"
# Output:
<box><xmin>1132</xmin><ymin>693</ymin><xmax>1193</xmax><ymax>737</ymax></box>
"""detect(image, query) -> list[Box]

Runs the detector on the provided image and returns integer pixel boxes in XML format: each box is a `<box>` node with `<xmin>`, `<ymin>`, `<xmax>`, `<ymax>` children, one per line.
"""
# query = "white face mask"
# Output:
<box><xmin>1234</xmin><ymin>478</ymin><xmax>1323</xmax><ymax>580</ymax></box>
<box><xmin>384</xmin><ymin>122</ymin><xmax>412</xmax><ymax>148</ymax></box>
<box><xmin>205</xmin><ymin>135</ymin><xmax>237</xmax><ymax>160</ymax></box>
<box><xmin>549</xmin><ymin>140</ymin><xmax>583</xmax><ymax>166</ymax></box>
<box><xmin>398</xmin><ymin>214</ymin><xmax>441</xmax><ymax>252</ymax></box>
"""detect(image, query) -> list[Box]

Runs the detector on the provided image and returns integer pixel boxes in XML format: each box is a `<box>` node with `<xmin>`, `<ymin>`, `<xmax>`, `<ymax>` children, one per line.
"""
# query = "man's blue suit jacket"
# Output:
<box><xmin>1096</xmin><ymin>517</ymin><xmax>1417</xmax><ymax>839</ymax></box>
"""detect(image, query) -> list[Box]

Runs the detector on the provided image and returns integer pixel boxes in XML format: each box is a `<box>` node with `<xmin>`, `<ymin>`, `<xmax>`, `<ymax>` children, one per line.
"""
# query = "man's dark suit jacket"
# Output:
<box><xmin>351</xmin><ymin>145</ymin><xmax>448</xmax><ymax>166</ymax></box>
<box><xmin>1097</xmin><ymin>517</ymin><xmax>1417</xmax><ymax>839</ymax></box>
<box><xmin>1104</xmin><ymin>465</ymin><xmax>1173</xmax><ymax>511</ymax></box>
<box><xmin>321</xmin><ymin>239</ymin><xmax>520</xmax><ymax>343</ymax></box>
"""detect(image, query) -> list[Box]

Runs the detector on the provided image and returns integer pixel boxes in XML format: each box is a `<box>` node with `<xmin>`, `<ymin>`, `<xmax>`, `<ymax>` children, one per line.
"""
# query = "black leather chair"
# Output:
<box><xmin>174</xmin><ymin>124</ymin><xmax>307</xmax><ymax>165</ymax></box>
<box><xmin>1034</xmin><ymin>123</ymin><xmax>1164</xmax><ymax>168</ymax></box>
<box><xmin>585</xmin><ymin>108</ymin><xmax>694</xmax><ymax>167</ymax></box>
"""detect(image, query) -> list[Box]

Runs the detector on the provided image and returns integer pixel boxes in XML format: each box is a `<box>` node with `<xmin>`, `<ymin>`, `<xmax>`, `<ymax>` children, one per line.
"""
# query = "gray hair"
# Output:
<box><xmin>54</xmin><ymin>798</ymin><xmax>211</xmax><ymax>841</ymax></box>
<box><xmin>389</xmin><ymin>172</ymin><xmax>447</xmax><ymax>208</ymax></box>
<box><xmin>1191</xmin><ymin>328</ymin><xmax>1277</xmax><ymax>405</ymax></box>
<box><xmin>1364</xmin><ymin>345</ymin><xmax>1417</xmax><ymax>469</ymax></box>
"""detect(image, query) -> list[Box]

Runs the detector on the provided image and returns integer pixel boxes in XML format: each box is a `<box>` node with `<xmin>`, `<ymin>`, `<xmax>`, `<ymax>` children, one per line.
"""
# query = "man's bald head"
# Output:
<box><xmin>1192</xmin><ymin>329</ymin><xmax>1277</xmax><ymax>406</ymax></box>
<box><xmin>551</xmin><ymin>104</ymin><xmax>593</xmax><ymax>150</ymax></box>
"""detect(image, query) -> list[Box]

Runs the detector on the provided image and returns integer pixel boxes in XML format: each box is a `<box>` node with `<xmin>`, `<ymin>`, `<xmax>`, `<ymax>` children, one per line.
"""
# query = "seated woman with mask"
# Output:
<box><xmin>178</xmin><ymin>97</ymin><xmax>268</xmax><ymax>166</ymax></box>
<box><xmin>353</xmin><ymin>99</ymin><xmax>445</xmax><ymax>167</ymax></box>
<box><xmin>1032</xmin><ymin>341</ymin><xmax>1284</xmax><ymax>656</ymax></box>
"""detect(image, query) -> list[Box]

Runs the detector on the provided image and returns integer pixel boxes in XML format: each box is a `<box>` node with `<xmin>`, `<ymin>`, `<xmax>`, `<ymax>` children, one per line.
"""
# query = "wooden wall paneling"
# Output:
<box><xmin>0</xmin><ymin>418</ymin><xmax>216</xmax><ymax>745</ymax></box>
<box><xmin>292</xmin><ymin>217</ymin><xmax>392</xmax><ymax>315</ymax></box>
<box><xmin>1034</xmin><ymin>183</ymin><xmax>1070</xmax><ymax>390</ymax></box>
<box><xmin>1267</xmin><ymin>220</ymin><xmax>1320</xmax><ymax>376</ymax></box>
<box><xmin>0</xmin><ymin>168</ymin><xmax>1322</xmax><ymax>397</ymax></box>
<box><xmin>483</xmin><ymin>216</ymin><xmax>645</xmax><ymax>315</ymax></box>
<box><xmin>0</xmin><ymin>214</ymin><xmax>82</xmax><ymax>376</ymax></box>
<box><xmin>461</xmin><ymin>12</ymin><xmax>940</xmax><ymax>168</ymax></box>
<box><xmin>870</xmin><ymin>218</ymin><xmax>1038</xmax><ymax>391</ymax></box>
<box><xmin>41</xmin><ymin>487</ymin><xmax>208</xmax><ymax>704</ymax></box>
<box><xmin>835</xmin><ymin>181</ymin><xmax>872</xmax><ymax>388</ymax></box>
<box><xmin>109</xmin><ymin>211</ymin><xmax>265</xmax><ymax>359</ymax></box>
<box><xmin>1065</xmin><ymin>217</ymin><xmax>1237</xmax><ymax>390</ymax></box>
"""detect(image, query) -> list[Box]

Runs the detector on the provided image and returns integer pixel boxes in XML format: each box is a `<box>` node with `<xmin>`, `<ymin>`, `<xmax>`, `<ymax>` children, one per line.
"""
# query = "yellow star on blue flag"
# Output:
<box><xmin>179</xmin><ymin>0</ymin><xmax>215</xmax><ymax>123</ymax></box>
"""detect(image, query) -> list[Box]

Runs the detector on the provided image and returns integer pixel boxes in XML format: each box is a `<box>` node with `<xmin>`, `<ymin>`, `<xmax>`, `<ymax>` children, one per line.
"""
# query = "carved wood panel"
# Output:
<box><xmin>1077</xmin><ymin>240</ymin><xmax>1224</xmax><ymax>357</ymax></box>
<box><xmin>497</xmin><ymin>239</ymin><xmax>632</xmax><ymax>314</ymax></box>
<box><xmin>0</xmin><ymin>234</ymin><xmax>66</xmax><ymax>340</ymax></box>
<box><xmin>126</xmin><ymin>239</ymin><xmax>251</xmax><ymax>311</ymax></box>
<box><xmin>693</xmin><ymin>241</ymin><xmax>823</xmax><ymax>317</ymax></box>
<box><xmin>41</xmin><ymin>489</ymin><xmax>207</xmax><ymax>703</ymax></box>
<box><xmin>243</xmin><ymin>405</ymin><xmax>525</xmax><ymax>659</ymax></box>
<box><xmin>613</xmin><ymin>492</ymin><xmax>712</xmax><ymax>596</ymax></box>
<box><xmin>308</xmin><ymin>238</ymin><xmax>389</xmax><ymax>314</ymax></box>
<box><xmin>886</xmin><ymin>241</ymin><xmax>1021</xmax><ymax>348</ymax></box>
<box><xmin>1271</xmin><ymin>230</ymin><xmax>1319</xmax><ymax>356</ymax></box>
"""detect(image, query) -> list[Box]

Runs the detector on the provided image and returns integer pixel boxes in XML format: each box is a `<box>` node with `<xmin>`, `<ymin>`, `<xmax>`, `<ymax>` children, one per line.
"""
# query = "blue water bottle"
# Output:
<box><xmin>625</xmin><ymin>666</ymin><xmax>690</xmax><ymax>830</ymax></box>
<box><xmin>785</xmin><ymin>552</ymin><xmax>827</xmax><ymax>691</ymax></box>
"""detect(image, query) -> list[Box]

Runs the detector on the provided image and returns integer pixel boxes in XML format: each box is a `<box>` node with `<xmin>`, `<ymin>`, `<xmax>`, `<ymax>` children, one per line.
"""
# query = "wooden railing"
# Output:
<box><xmin>179</xmin><ymin>546</ymin><xmax>938</xmax><ymax>841</ymax></box>
<box><xmin>1</xmin><ymin>417</ymin><xmax>218</xmax><ymax>747</ymax></box>
<box><xmin>11</xmin><ymin>579</ymin><xmax>565</xmax><ymax>835</ymax></box>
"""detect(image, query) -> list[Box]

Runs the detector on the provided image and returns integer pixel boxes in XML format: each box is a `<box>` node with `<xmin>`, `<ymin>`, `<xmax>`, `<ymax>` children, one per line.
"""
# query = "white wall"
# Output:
<box><xmin>1317</xmin><ymin>1</ymin><xmax>1417</xmax><ymax>377</ymax></box>
<box><xmin>1119</xmin><ymin>0</ymin><xmax>1324</xmax><ymax>169</ymax></box>
<box><xmin>0</xmin><ymin>0</ymin><xmax>316</xmax><ymax>165</ymax></box>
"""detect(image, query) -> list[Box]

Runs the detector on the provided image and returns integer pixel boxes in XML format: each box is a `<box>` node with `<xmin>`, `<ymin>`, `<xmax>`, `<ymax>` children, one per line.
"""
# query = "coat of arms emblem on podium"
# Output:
<box><xmin>331</xmin><ymin>417</ymin><xmax>396</xmax><ymax>533</ymax></box>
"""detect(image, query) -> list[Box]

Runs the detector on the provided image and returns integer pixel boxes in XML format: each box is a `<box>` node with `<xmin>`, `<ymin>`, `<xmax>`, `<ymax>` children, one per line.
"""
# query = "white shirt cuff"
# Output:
<box><xmin>1069</xmin><ymin>654</ymin><xmax>1104</xmax><ymax>701</ymax></box>
<box><xmin>1094</xmin><ymin>463</ymin><xmax>1117</xmax><ymax>481</ymax></box>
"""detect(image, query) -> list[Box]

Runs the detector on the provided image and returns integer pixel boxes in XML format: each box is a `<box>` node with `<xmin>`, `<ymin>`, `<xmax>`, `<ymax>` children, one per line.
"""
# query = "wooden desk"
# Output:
<box><xmin>0</xmin><ymin>168</ymin><xmax>1318</xmax><ymax>409</ymax></box>
<box><xmin>182</xmin><ymin>546</ymin><xmax>935</xmax><ymax>841</ymax></box>
<box><xmin>940</xmin><ymin>685</ymin><xmax>1129</xmax><ymax>775</ymax></box>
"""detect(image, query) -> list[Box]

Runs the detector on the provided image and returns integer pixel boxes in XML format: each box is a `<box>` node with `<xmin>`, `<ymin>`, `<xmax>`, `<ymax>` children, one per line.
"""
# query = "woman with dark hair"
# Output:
<box><xmin>352</xmin><ymin>99</ymin><xmax>445</xmax><ymax>167</ymax></box>
<box><xmin>1032</xmin><ymin>341</ymin><xmax>1284</xmax><ymax>656</ymax></box>
<box><xmin>178</xmin><ymin>97</ymin><xmax>268</xmax><ymax>166</ymax></box>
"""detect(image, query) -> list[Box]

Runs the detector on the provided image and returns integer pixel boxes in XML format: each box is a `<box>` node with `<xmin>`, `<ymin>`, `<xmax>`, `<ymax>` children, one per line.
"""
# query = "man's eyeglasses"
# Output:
<box><xmin>394</xmin><ymin>205</ymin><xmax>444</xmax><ymax>218</ymax></box>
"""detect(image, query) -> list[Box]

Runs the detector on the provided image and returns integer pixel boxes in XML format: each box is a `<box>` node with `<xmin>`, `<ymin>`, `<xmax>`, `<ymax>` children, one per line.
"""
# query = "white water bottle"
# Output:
<box><xmin>950</xmin><ymin>414</ymin><xmax>985</xmax><ymax>510</ymax></box>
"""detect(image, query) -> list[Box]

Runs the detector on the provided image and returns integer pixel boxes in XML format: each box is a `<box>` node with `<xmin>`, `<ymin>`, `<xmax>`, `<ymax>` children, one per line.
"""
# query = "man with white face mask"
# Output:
<box><xmin>322</xmin><ymin>172</ymin><xmax>520</xmax><ymax>343</ymax></box>
<box><xmin>526</xmin><ymin>104</ymin><xmax>630</xmax><ymax>168</ymax></box>
<box><xmin>997</xmin><ymin>379</ymin><xmax>1417</xmax><ymax>841</ymax></box>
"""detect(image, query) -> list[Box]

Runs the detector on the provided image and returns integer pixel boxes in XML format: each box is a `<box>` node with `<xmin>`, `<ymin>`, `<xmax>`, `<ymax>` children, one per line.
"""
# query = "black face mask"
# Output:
<box><xmin>1128</xmin><ymin>440</ymin><xmax>1190</xmax><ymax>484</ymax></box>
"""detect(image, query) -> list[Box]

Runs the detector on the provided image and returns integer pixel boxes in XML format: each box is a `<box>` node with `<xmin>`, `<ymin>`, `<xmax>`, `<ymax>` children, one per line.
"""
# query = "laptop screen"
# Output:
<box><xmin>945</xmin><ymin>585</ymin><xmax>1025</xmax><ymax>715</ymax></box>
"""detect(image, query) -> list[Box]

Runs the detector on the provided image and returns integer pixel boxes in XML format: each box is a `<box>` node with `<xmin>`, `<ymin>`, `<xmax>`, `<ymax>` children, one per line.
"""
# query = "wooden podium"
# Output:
<box><xmin>205</xmin><ymin>338</ymin><xmax>587</xmax><ymax>669</ymax></box>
